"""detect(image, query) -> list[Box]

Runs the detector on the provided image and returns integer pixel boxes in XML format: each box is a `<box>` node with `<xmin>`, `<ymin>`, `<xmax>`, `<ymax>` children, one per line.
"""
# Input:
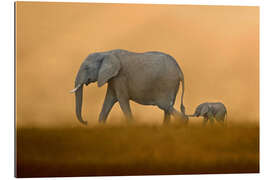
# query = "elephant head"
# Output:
<box><xmin>187</xmin><ymin>103</ymin><xmax>210</xmax><ymax>117</ymax></box>
<box><xmin>70</xmin><ymin>53</ymin><xmax>121</xmax><ymax>125</ymax></box>
<box><xmin>195</xmin><ymin>103</ymin><xmax>210</xmax><ymax>117</ymax></box>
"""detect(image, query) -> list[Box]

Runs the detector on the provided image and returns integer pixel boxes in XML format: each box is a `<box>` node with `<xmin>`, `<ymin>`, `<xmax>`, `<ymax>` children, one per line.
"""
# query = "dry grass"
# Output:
<box><xmin>16</xmin><ymin>122</ymin><xmax>259</xmax><ymax>177</ymax></box>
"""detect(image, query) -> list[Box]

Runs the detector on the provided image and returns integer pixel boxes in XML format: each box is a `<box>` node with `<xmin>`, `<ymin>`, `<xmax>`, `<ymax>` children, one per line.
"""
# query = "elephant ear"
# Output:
<box><xmin>200</xmin><ymin>104</ymin><xmax>209</xmax><ymax>116</ymax></box>
<box><xmin>97</xmin><ymin>54</ymin><xmax>121</xmax><ymax>87</ymax></box>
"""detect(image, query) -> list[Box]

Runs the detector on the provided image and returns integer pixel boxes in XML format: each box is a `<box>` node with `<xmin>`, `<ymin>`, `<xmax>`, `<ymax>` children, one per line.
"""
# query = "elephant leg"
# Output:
<box><xmin>98</xmin><ymin>87</ymin><xmax>117</xmax><ymax>123</ymax></box>
<box><xmin>114</xmin><ymin>90</ymin><xmax>133</xmax><ymax>122</ymax></box>
<box><xmin>216</xmin><ymin>117</ymin><xmax>225</xmax><ymax>126</ymax></box>
<box><xmin>215</xmin><ymin>113</ymin><xmax>225</xmax><ymax>126</ymax></box>
<box><xmin>163</xmin><ymin>110</ymin><xmax>171</xmax><ymax>124</ymax></box>
<box><xmin>216</xmin><ymin>120</ymin><xmax>224</xmax><ymax>126</ymax></box>
<box><xmin>112</xmin><ymin>78</ymin><xmax>133</xmax><ymax>122</ymax></box>
<box><xmin>203</xmin><ymin>117</ymin><xmax>208</xmax><ymax>125</ymax></box>
<box><xmin>118</xmin><ymin>98</ymin><xmax>133</xmax><ymax>121</ymax></box>
<box><xmin>169</xmin><ymin>107</ymin><xmax>188</xmax><ymax>124</ymax></box>
<box><xmin>209</xmin><ymin>117</ymin><xmax>215</xmax><ymax>125</ymax></box>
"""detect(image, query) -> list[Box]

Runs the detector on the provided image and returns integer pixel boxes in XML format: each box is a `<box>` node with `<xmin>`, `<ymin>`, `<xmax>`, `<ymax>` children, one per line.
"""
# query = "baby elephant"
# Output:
<box><xmin>189</xmin><ymin>102</ymin><xmax>227</xmax><ymax>125</ymax></box>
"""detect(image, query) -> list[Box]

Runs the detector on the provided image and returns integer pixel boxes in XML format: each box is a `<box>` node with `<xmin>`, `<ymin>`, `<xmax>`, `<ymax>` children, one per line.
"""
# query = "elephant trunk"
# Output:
<box><xmin>180</xmin><ymin>78</ymin><xmax>186</xmax><ymax>115</ymax></box>
<box><xmin>75</xmin><ymin>84</ymin><xmax>88</xmax><ymax>125</ymax></box>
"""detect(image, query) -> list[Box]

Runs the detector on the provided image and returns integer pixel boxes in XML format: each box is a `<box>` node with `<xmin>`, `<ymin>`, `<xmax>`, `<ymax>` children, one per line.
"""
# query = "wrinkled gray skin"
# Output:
<box><xmin>70</xmin><ymin>49</ymin><xmax>187</xmax><ymax>125</ymax></box>
<box><xmin>188</xmin><ymin>102</ymin><xmax>227</xmax><ymax>125</ymax></box>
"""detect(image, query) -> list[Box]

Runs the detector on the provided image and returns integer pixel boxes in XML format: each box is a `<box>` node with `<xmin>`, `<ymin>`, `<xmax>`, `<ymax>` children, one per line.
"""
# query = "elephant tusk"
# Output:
<box><xmin>69</xmin><ymin>84</ymin><xmax>81</xmax><ymax>93</ymax></box>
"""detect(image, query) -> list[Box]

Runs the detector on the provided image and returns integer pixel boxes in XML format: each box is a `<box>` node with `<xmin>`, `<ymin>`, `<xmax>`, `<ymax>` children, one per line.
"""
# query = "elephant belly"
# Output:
<box><xmin>130</xmin><ymin>97</ymin><xmax>156</xmax><ymax>106</ymax></box>
<box><xmin>128</xmin><ymin>81</ymin><xmax>179</xmax><ymax>108</ymax></box>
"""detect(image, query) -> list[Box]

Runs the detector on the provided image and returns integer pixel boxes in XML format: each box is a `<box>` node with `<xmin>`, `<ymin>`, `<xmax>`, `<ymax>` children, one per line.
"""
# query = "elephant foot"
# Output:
<box><xmin>98</xmin><ymin>119</ymin><xmax>106</xmax><ymax>124</ymax></box>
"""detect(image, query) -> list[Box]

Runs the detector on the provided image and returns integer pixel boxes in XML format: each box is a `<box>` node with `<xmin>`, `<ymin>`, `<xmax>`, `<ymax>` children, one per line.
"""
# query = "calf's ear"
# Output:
<box><xmin>200</xmin><ymin>105</ymin><xmax>209</xmax><ymax>115</ymax></box>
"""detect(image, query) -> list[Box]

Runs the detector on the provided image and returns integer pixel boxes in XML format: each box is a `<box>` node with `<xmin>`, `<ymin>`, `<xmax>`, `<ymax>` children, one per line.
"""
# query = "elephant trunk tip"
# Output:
<box><xmin>180</xmin><ymin>104</ymin><xmax>186</xmax><ymax>115</ymax></box>
<box><xmin>81</xmin><ymin>120</ymin><xmax>88</xmax><ymax>125</ymax></box>
<box><xmin>77</xmin><ymin>115</ymin><xmax>88</xmax><ymax>125</ymax></box>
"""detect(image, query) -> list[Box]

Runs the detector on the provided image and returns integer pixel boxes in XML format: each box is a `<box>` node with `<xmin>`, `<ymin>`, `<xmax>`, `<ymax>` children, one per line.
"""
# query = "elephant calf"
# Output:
<box><xmin>188</xmin><ymin>102</ymin><xmax>227</xmax><ymax>125</ymax></box>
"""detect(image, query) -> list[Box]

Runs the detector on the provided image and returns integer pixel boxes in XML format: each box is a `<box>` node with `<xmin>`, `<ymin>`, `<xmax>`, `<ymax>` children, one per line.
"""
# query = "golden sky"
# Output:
<box><xmin>16</xmin><ymin>2</ymin><xmax>259</xmax><ymax>127</ymax></box>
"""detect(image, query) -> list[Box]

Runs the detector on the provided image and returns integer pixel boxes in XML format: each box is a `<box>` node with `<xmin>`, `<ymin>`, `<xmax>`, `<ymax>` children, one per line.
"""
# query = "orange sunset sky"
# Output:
<box><xmin>16</xmin><ymin>2</ymin><xmax>259</xmax><ymax>127</ymax></box>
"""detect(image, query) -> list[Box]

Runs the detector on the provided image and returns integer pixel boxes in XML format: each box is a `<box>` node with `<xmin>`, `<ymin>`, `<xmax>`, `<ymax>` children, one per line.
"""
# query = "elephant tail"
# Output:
<box><xmin>224</xmin><ymin>109</ymin><xmax>228</xmax><ymax>126</ymax></box>
<box><xmin>180</xmin><ymin>78</ymin><xmax>185</xmax><ymax>115</ymax></box>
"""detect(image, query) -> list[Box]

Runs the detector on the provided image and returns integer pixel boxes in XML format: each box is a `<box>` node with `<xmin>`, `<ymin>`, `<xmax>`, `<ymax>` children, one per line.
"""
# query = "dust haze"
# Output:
<box><xmin>16</xmin><ymin>2</ymin><xmax>259</xmax><ymax>127</ymax></box>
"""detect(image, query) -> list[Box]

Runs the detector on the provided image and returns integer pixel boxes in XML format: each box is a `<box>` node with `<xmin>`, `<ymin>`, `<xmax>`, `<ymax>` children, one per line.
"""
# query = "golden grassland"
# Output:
<box><xmin>16</xmin><ymin>120</ymin><xmax>259</xmax><ymax>177</ymax></box>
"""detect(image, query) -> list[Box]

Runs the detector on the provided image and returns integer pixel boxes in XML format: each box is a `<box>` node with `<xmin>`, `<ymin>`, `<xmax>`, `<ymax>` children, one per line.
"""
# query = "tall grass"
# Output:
<box><xmin>16</xmin><ymin>121</ymin><xmax>259</xmax><ymax>177</ymax></box>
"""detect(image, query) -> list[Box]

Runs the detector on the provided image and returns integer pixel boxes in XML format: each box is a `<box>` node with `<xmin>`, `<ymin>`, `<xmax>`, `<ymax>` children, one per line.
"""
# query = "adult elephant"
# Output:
<box><xmin>70</xmin><ymin>49</ymin><xmax>187</xmax><ymax>125</ymax></box>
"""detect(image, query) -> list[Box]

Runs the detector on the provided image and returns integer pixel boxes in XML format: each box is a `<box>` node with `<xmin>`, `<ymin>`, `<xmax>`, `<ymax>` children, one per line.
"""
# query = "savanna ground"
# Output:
<box><xmin>16</xmin><ymin>120</ymin><xmax>259</xmax><ymax>178</ymax></box>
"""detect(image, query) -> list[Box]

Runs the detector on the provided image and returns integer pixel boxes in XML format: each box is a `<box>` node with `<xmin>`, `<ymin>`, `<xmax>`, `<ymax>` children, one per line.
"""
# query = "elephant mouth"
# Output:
<box><xmin>85</xmin><ymin>79</ymin><xmax>94</xmax><ymax>85</ymax></box>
